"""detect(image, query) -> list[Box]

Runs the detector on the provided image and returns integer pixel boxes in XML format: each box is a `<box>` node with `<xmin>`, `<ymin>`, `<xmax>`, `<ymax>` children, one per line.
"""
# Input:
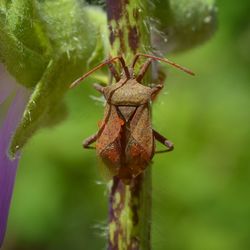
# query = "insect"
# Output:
<box><xmin>70</xmin><ymin>53</ymin><xmax>194</xmax><ymax>183</ymax></box>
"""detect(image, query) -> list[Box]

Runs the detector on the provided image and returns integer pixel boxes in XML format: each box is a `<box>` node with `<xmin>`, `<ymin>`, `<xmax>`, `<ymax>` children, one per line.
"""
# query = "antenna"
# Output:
<box><xmin>131</xmin><ymin>53</ymin><xmax>195</xmax><ymax>76</ymax></box>
<box><xmin>70</xmin><ymin>56</ymin><xmax>129</xmax><ymax>88</ymax></box>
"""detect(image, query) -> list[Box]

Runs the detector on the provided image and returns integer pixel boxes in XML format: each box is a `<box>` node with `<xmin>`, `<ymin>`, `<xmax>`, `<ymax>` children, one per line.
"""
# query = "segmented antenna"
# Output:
<box><xmin>70</xmin><ymin>56</ymin><xmax>129</xmax><ymax>88</ymax></box>
<box><xmin>131</xmin><ymin>53</ymin><xmax>195</xmax><ymax>76</ymax></box>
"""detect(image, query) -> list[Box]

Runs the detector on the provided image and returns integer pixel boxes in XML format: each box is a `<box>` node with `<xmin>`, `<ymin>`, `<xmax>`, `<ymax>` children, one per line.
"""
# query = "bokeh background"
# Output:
<box><xmin>2</xmin><ymin>0</ymin><xmax>250</xmax><ymax>249</ymax></box>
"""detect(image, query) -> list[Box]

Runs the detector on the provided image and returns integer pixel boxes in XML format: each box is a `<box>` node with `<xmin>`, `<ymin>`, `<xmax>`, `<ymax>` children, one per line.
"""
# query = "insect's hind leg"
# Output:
<box><xmin>153</xmin><ymin>129</ymin><xmax>174</xmax><ymax>153</ymax></box>
<box><xmin>83</xmin><ymin>132</ymin><xmax>99</xmax><ymax>149</ymax></box>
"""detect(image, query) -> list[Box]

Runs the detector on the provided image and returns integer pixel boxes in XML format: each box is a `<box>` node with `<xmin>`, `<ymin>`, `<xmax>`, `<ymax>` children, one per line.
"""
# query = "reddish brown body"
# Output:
<box><xmin>96</xmin><ymin>81</ymin><xmax>155</xmax><ymax>181</ymax></box>
<box><xmin>70</xmin><ymin>53</ymin><xmax>194</xmax><ymax>182</ymax></box>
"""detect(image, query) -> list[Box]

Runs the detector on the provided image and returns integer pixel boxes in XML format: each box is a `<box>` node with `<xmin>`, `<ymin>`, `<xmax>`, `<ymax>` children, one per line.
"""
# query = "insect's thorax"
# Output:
<box><xmin>104</xmin><ymin>79</ymin><xmax>152</xmax><ymax>106</ymax></box>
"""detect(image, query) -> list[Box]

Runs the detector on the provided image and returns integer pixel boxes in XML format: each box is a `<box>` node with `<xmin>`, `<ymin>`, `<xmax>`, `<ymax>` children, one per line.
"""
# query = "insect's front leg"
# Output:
<box><xmin>151</xmin><ymin>84</ymin><xmax>163</xmax><ymax>98</ymax></box>
<box><xmin>153</xmin><ymin>129</ymin><xmax>174</xmax><ymax>153</ymax></box>
<box><xmin>82</xmin><ymin>132</ymin><xmax>99</xmax><ymax>149</ymax></box>
<box><xmin>150</xmin><ymin>70</ymin><xmax>166</xmax><ymax>100</ymax></box>
<box><xmin>93</xmin><ymin>83</ymin><xmax>105</xmax><ymax>94</ymax></box>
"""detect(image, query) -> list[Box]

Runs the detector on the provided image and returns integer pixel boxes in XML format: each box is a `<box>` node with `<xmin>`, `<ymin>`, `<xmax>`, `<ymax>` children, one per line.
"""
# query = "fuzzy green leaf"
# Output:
<box><xmin>6</xmin><ymin>0</ymin><xmax>51</xmax><ymax>55</ymax></box>
<box><xmin>10</xmin><ymin>54</ymin><xmax>75</xmax><ymax>156</ymax></box>
<box><xmin>6</xmin><ymin>1</ymin><xmax>107</xmax><ymax>156</ymax></box>
<box><xmin>0</xmin><ymin>9</ymin><xmax>48</xmax><ymax>88</ymax></box>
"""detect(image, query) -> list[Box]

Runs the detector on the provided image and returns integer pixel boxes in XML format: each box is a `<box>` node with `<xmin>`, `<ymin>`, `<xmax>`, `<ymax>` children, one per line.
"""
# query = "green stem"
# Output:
<box><xmin>108</xmin><ymin>172</ymin><xmax>151</xmax><ymax>250</ymax></box>
<box><xmin>106</xmin><ymin>1</ymin><xmax>152</xmax><ymax>249</ymax></box>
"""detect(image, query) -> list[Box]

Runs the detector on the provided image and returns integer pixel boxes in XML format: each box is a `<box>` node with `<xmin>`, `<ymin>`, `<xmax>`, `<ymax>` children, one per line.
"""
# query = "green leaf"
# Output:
<box><xmin>7</xmin><ymin>1</ymin><xmax>107</xmax><ymax>156</ymax></box>
<box><xmin>10</xmin><ymin>54</ymin><xmax>70</xmax><ymax>156</ymax></box>
<box><xmin>35</xmin><ymin>0</ymin><xmax>97</xmax><ymax>57</ymax></box>
<box><xmin>0</xmin><ymin>9</ymin><xmax>48</xmax><ymax>88</ymax></box>
<box><xmin>6</xmin><ymin>0</ymin><xmax>51</xmax><ymax>56</ymax></box>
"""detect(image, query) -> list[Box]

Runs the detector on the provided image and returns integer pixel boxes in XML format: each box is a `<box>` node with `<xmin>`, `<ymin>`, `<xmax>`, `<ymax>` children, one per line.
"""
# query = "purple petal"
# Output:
<box><xmin>0</xmin><ymin>65</ymin><xmax>17</xmax><ymax>105</ymax></box>
<box><xmin>0</xmin><ymin>85</ymin><xmax>30</xmax><ymax>247</ymax></box>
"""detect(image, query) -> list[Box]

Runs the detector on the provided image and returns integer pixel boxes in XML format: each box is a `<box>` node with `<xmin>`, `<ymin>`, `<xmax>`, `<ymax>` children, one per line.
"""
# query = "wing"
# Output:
<box><xmin>96</xmin><ymin>104</ymin><xmax>124</xmax><ymax>178</ymax></box>
<box><xmin>123</xmin><ymin>104</ymin><xmax>154</xmax><ymax>178</ymax></box>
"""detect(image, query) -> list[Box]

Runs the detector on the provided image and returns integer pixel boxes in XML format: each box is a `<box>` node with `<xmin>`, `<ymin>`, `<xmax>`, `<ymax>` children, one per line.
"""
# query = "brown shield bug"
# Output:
<box><xmin>70</xmin><ymin>53</ymin><xmax>194</xmax><ymax>183</ymax></box>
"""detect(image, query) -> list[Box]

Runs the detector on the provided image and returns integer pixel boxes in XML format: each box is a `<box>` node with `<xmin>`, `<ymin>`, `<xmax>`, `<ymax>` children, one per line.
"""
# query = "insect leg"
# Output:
<box><xmin>93</xmin><ymin>83</ymin><xmax>105</xmax><ymax>94</ymax></box>
<box><xmin>153</xmin><ymin>129</ymin><xmax>174</xmax><ymax>153</ymax></box>
<box><xmin>136</xmin><ymin>59</ymin><xmax>153</xmax><ymax>82</ymax></box>
<box><xmin>116</xmin><ymin>56</ymin><xmax>130</xmax><ymax>78</ymax></box>
<box><xmin>151</xmin><ymin>84</ymin><xmax>163</xmax><ymax>98</ymax></box>
<box><xmin>131</xmin><ymin>53</ymin><xmax>141</xmax><ymax>68</ymax></box>
<box><xmin>150</xmin><ymin>69</ymin><xmax>167</xmax><ymax>101</ymax></box>
<box><xmin>82</xmin><ymin>132</ymin><xmax>99</xmax><ymax>149</ymax></box>
<box><xmin>107</xmin><ymin>63</ymin><xmax>120</xmax><ymax>82</ymax></box>
<box><xmin>83</xmin><ymin>106</ymin><xmax>111</xmax><ymax>149</ymax></box>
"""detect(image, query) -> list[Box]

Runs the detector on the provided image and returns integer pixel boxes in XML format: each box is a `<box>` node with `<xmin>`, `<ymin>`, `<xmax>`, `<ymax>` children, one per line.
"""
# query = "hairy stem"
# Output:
<box><xmin>106</xmin><ymin>1</ymin><xmax>152</xmax><ymax>249</ymax></box>
<box><xmin>108</xmin><ymin>173</ymin><xmax>152</xmax><ymax>250</ymax></box>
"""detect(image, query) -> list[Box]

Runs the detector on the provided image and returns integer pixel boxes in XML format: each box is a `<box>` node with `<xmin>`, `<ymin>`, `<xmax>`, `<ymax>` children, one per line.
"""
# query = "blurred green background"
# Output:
<box><xmin>3</xmin><ymin>0</ymin><xmax>250</xmax><ymax>249</ymax></box>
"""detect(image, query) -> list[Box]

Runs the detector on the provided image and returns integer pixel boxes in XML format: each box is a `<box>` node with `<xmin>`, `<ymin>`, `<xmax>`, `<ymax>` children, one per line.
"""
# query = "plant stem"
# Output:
<box><xmin>108</xmin><ymin>173</ymin><xmax>151</xmax><ymax>250</ymax></box>
<box><xmin>106</xmin><ymin>1</ymin><xmax>152</xmax><ymax>249</ymax></box>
